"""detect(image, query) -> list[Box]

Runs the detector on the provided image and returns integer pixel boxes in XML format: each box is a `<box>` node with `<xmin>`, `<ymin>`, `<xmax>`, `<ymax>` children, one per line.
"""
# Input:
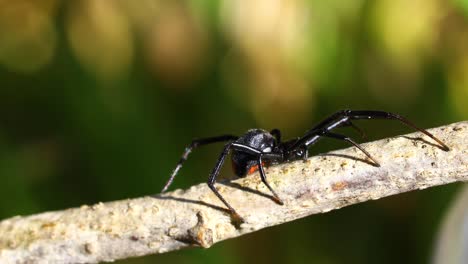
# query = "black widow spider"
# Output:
<box><xmin>161</xmin><ymin>110</ymin><xmax>449</xmax><ymax>222</ymax></box>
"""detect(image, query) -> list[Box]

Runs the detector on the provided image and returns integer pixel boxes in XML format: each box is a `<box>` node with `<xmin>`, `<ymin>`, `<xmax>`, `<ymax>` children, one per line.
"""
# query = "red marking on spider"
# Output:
<box><xmin>247</xmin><ymin>162</ymin><xmax>266</xmax><ymax>175</ymax></box>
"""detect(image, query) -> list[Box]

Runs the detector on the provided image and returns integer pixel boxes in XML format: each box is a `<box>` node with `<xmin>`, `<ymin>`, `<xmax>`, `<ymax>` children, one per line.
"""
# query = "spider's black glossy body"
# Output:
<box><xmin>231</xmin><ymin>129</ymin><xmax>277</xmax><ymax>177</ymax></box>
<box><xmin>161</xmin><ymin>110</ymin><xmax>449</xmax><ymax>222</ymax></box>
<box><xmin>230</xmin><ymin>129</ymin><xmax>306</xmax><ymax>177</ymax></box>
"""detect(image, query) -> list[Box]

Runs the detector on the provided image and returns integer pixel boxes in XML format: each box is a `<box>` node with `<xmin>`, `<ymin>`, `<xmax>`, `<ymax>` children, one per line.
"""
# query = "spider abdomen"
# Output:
<box><xmin>231</xmin><ymin>152</ymin><xmax>258</xmax><ymax>177</ymax></box>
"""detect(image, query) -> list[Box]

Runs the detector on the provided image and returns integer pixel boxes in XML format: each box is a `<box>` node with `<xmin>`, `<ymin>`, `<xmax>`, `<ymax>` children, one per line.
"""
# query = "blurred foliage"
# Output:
<box><xmin>0</xmin><ymin>0</ymin><xmax>467</xmax><ymax>263</ymax></box>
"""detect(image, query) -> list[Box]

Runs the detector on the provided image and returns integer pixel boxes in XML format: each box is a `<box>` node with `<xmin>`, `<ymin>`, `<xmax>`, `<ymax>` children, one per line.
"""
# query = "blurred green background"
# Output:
<box><xmin>0</xmin><ymin>0</ymin><xmax>467</xmax><ymax>263</ymax></box>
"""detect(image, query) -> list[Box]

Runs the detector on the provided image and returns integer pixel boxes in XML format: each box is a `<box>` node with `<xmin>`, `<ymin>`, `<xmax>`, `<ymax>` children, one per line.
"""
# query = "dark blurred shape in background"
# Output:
<box><xmin>0</xmin><ymin>0</ymin><xmax>467</xmax><ymax>263</ymax></box>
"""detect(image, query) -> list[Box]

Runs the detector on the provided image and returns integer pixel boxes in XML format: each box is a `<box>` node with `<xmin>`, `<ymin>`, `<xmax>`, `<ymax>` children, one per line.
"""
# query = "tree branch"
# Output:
<box><xmin>0</xmin><ymin>121</ymin><xmax>467</xmax><ymax>264</ymax></box>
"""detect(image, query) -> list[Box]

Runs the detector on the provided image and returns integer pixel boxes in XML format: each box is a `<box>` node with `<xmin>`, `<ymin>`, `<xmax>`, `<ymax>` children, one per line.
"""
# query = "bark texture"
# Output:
<box><xmin>0</xmin><ymin>121</ymin><xmax>467</xmax><ymax>264</ymax></box>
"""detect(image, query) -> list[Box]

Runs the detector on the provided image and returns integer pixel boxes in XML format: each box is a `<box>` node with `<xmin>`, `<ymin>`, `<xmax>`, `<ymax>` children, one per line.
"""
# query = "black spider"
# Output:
<box><xmin>161</xmin><ymin>110</ymin><xmax>449</xmax><ymax>222</ymax></box>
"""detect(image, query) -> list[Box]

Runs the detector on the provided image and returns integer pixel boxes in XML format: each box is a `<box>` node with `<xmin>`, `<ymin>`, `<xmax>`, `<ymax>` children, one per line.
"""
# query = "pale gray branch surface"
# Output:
<box><xmin>0</xmin><ymin>121</ymin><xmax>467</xmax><ymax>264</ymax></box>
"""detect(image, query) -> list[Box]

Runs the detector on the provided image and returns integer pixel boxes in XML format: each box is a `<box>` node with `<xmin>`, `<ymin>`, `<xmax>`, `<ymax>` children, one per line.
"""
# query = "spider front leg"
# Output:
<box><xmin>344</xmin><ymin>110</ymin><xmax>450</xmax><ymax>151</ymax></box>
<box><xmin>289</xmin><ymin>130</ymin><xmax>379</xmax><ymax>165</ymax></box>
<box><xmin>298</xmin><ymin>110</ymin><xmax>449</xmax><ymax>151</ymax></box>
<box><xmin>208</xmin><ymin>142</ymin><xmax>284</xmax><ymax>222</ymax></box>
<box><xmin>288</xmin><ymin>109</ymin><xmax>449</xmax><ymax>166</ymax></box>
<box><xmin>161</xmin><ymin>135</ymin><xmax>238</xmax><ymax>193</ymax></box>
<box><xmin>207</xmin><ymin>142</ymin><xmax>245</xmax><ymax>222</ymax></box>
<box><xmin>343</xmin><ymin>120</ymin><xmax>367</xmax><ymax>140</ymax></box>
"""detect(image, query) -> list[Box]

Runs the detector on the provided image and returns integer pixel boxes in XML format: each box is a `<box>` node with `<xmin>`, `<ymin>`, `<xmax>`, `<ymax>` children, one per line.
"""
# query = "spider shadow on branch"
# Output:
<box><xmin>219</xmin><ymin>180</ymin><xmax>278</xmax><ymax>202</ymax></box>
<box><xmin>152</xmin><ymin>194</ymin><xmax>230</xmax><ymax>214</ymax></box>
<box><xmin>153</xmin><ymin>174</ymin><xmax>279</xmax><ymax>212</ymax></box>
<box><xmin>317</xmin><ymin>153</ymin><xmax>377</xmax><ymax>167</ymax></box>
<box><xmin>401</xmin><ymin>136</ymin><xmax>440</xmax><ymax>149</ymax></box>
<box><xmin>318</xmin><ymin>135</ymin><xmax>440</xmax><ymax>166</ymax></box>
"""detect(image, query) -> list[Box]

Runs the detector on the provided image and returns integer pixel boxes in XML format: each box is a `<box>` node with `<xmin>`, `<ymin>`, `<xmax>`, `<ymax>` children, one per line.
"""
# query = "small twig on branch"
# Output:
<box><xmin>0</xmin><ymin>121</ymin><xmax>467</xmax><ymax>264</ymax></box>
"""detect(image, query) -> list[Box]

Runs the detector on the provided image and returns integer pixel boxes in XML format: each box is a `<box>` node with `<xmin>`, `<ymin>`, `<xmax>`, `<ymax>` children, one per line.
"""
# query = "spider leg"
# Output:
<box><xmin>231</xmin><ymin>143</ymin><xmax>284</xmax><ymax>203</ymax></box>
<box><xmin>321</xmin><ymin>132</ymin><xmax>380</xmax><ymax>166</ymax></box>
<box><xmin>344</xmin><ymin>110</ymin><xmax>449</xmax><ymax>151</ymax></box>
<box><xmin>207</xmin><ymin>142</ymin><xmax>283</xmax><ymax>222</ymax></box>
<box><xmin>343</xmin><ymin>120</ymin><xmax>367</xmax><ymax>140</ymax></box>
<box><xmin>289</xmin><ymin>110</ymin><xmax>449</xmax><ymax>152</ymax></box>
<box><xmin>161</xmin><ymin>135</ymin><xmax>238</xmax><ymax>193</ymax></box>
<box><xmin>258</xmin><ymin>155</ymin><xmax>284</xmax><ymax>205</ymax></box>
<box><xmin>207</xmin><ymin>142</ymin><xmax>245</xmax><ymax>222</ymax></box>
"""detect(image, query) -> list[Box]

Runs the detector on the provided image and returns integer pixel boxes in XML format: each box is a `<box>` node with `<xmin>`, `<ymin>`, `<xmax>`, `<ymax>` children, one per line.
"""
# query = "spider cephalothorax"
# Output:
<box><xmin>161</xmin><ymin>110</ymin><xmax>449</xmax><ymax>222</ymax></box>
